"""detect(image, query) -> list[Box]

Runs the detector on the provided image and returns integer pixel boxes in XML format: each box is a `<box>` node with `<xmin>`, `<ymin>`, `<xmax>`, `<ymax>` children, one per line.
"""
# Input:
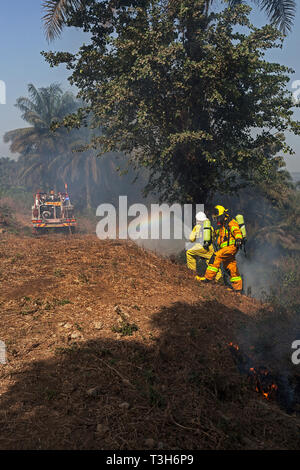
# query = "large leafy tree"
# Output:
<box><xmin>43</xmin><ymin>1</ymin><xmax>300</xmax><ymax>204</ymax></box>
<box><xmin>41</xmin><ymin>0</ymin><xmax>296</xmax><ymax>41</ymax></box>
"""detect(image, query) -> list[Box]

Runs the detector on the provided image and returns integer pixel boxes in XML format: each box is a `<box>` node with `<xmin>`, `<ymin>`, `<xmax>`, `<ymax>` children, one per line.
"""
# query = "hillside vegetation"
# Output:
<box><xmin>0</xmin><ymin>234</ymin><xmax>299</xmax><ymax>450</ymax></box>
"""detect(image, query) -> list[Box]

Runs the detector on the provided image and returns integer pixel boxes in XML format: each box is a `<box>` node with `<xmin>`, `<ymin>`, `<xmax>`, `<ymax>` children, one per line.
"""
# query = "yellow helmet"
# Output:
<box><xmin>212</xmin><ymin>205</ymin><xmax>229</xmax><ymax>224</ymax></box>
<box><xmin>213</xmin><ymin>205</ymin><xmax>227</xmax><ymax>216</ymax></box>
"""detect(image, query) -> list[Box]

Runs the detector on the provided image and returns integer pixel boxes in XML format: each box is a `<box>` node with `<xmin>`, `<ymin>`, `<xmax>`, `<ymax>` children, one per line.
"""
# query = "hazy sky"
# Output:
<box><xmin>0</xmin><ymin>0</ymin><xmax>299</xmax><ymax>172</ymax></box>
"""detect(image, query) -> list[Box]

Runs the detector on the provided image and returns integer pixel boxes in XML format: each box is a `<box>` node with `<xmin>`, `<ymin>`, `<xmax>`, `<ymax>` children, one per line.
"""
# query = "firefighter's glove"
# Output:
<box><xmin>235</xmin><ymin>238</ymin><xmax>243</xmax><ymax>248</ymax></box>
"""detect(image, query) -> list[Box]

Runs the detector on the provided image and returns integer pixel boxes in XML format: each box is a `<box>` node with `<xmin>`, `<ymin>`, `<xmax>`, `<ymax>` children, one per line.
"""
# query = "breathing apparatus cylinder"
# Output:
<box><xmin>203</xmin><ymin>219</ymin><xmax>212</xmax><ymax>248</ymax></box>
<box><xmin>236</xmin><ymin>214</ymin><xmax>246</xmax><ymax>240</ymax></box>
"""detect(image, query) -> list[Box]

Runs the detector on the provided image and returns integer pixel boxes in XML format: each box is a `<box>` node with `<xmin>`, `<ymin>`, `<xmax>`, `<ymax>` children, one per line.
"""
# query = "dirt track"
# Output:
<box><xmin>0</xmin><ymin>234</ymin><xmax>299</xmax><ymax>450</ymax></box>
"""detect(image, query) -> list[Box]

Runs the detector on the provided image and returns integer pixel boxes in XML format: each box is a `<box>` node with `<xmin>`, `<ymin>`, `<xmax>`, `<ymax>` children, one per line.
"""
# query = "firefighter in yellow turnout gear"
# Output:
<box><xmin>186</xmin><ymin>211</ymin><xmax>222</xmax><ymax>282</ymax></box>
<box><xmin>204</xmin><ymin>206</ymin><xmax>243</xmax><ymax>292</ymax></box>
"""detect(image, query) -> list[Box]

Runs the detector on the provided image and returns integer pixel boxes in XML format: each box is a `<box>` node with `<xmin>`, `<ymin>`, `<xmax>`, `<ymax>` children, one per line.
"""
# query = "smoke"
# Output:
<box><xmin>123</xmin><ymin>204</ymin><xmax>191</xmax><ymax>257</ymax></box>
<box><xmin>238</xmin><ymin>242</ymin><xmax>283</xmax><ymax>300</ymax></box>
<box><xmin>219</xmin><ymin>187</ymin><xmax>300</xmax><ymax>414</ymax></box>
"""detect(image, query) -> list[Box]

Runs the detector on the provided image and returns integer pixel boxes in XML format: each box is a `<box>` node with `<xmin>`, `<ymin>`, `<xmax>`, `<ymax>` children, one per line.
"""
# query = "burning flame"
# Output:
<box><xmin>229</xmin><ymin>343</ymin><xmax>278</xmax><ymax>401</ymax></box>
<box><xmin>248</xmin><ymin>366</ymin><xmax>278</xmax><ymax>400</ymax></box>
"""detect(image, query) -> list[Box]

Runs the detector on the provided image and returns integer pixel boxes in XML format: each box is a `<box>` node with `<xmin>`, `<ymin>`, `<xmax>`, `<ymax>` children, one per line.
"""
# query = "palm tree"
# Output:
<box><xmin>3</xmin><ymin>83</ymin><xmax>138</xmax><ymax>208</ymax></box>
<box><xmin>55</xmin><ymin>128</ymin><xmax>101</xmax><ymax>209</ymax></box>
<box><xmin>42</xmin><ymin>0</ymin><xmax>296</xmax><ymax>40</ymax></box>
<box><xmin>57</xmin><ymin>125</ymin><xmax>137</xmax><ymax>209</ymax></box>
<box><xmin>3</xmin><ymin>83</ymin><xmax>78</xmax><ymax>189</ymax></box>
<box><xmin>58</xmin><ymin>147</ymin><xmax>115</xmax><ymax>209</ymax></box>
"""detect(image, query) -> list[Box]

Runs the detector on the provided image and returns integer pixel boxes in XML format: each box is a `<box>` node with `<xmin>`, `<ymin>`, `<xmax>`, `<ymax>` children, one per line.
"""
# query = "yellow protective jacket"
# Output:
<box><xmin>189</xmin><ymin>224</ymin><xmax>201</xmax><ymax>243</ymax></box>
<box><xmin>215</xmin><ymin>219</ymin><xmax>243</xmax><ymax>249</ymax></box>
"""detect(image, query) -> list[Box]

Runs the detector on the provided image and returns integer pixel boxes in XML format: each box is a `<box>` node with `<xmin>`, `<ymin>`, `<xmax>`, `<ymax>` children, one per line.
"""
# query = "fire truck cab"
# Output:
<box><xmin>32</xmin><ymin>189</ymin><xmax>77</xmax><ymax>234</ymax></box>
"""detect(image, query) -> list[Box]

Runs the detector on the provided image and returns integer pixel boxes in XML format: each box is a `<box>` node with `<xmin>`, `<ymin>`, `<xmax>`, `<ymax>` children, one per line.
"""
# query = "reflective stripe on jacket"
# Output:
<box><xmin>216</xmin><ymin>219</ymin><xmax>242</xmax><ymax>249</ymax></box>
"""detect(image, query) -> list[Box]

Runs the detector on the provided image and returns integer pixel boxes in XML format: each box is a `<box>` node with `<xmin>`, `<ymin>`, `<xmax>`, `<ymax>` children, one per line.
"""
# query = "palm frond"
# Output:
<box><xmin>27</xmin><ymin>83</ymin><xmax>45</xmax><ymax>114</ymax></box>
<box><xmin>227</xmin><ymin>0</ymin><xmax>244</xmax><ymax>5</ymax></box>
<box><xmin>3</xmin><ymin>128</ymin><xmax>40</xmax><ymax>154</ymax></box>
<box><xmin>14</xmin><ymin>96</ymin><xmax>36</xmax><ymax>116</ymax></box>
<box><xmin>258</xmin><ymin>0</ymin><xmax>296</xmax><ymax>33</ymax></box>
<box><xmin>42</xmin><ymin>0</ymin><xmax>83</xmax><ymax>41</ymax></box>
<box><xmin>19</xmin><ymin>161</ymin><xmax>43</xmax><ymax>181</ymax></box>
<box><xmin>3</xmin><ymin>127</ymin><xmax>35</xmax><ymax>144</ymax></box>
<box><xmin>227</xmin><ymin>0</ymin><xmax>296</xmax><ymax>33</ymax></box>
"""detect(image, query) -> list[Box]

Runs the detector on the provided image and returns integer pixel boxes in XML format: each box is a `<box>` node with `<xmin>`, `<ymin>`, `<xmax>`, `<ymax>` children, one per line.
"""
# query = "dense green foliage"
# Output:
<box><xmin>43</xmin><ymin>1</ymin><xmax>300</xmax><ymax>204</ymax></box>
<box><xmin>41</xmin><ymin>0</ymin><xmax>297</xmax><ymax>41</ymax></box>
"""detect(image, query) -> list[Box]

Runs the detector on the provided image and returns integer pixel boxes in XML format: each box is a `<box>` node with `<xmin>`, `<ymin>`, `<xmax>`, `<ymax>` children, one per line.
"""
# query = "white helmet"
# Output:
<box><xmin>196</xmin><ymin>211</ymin><xmax>207</xmax><ymax>222</ymax></box>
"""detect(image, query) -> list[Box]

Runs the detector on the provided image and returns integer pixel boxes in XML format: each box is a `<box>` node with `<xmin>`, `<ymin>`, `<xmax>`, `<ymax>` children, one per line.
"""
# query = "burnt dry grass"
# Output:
<box><xmin>0</xmin><ymin>234</ymin><xmax>299</xmax><ymax>450</ymax></box>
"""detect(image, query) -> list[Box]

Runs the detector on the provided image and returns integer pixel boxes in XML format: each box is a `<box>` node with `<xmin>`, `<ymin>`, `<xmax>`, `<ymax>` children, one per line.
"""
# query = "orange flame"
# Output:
<box><xmin>229</xmin><ymin>341</ymin><xmax>278</xmax><ymax>401</ymax></box>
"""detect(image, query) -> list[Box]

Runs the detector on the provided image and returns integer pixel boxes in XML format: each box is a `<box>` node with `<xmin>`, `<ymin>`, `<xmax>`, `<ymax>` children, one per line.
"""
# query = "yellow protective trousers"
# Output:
<box><xmin>186</xmin><ymin>244</ymin><xmax>222</xmax><ymax>282</ymax></box>
<box><xmin>205</xmin><ymin>245</ymin><xmax>242</xmax><ymax>291</ymax></box>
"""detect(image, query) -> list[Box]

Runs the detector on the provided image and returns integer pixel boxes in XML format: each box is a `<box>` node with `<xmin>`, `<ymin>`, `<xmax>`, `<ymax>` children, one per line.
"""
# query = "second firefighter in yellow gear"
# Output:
<box><xmin>204</xmin><ymin>205</ymin><xmax>243</xmax><ymax>292</ymax></box>
<box><xmin>186</xmin><ymin>211</ymin><xmax>222</xmax><ymax>282</ymax></box>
